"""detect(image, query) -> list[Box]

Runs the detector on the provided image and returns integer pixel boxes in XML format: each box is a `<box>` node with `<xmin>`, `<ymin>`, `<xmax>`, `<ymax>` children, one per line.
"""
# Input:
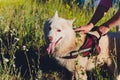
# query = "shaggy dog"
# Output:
<box><xmin>43</xmin><ymin>12</ymin><xmax>120</xmax><ymax>80</ymax></box>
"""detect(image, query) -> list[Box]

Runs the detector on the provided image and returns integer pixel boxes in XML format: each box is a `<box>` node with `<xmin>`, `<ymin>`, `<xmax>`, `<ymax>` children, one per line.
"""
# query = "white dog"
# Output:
<box><xmin>43</xmin><ymin>12</ymin><xmax>120</xmax><ymax>80</ymax></box>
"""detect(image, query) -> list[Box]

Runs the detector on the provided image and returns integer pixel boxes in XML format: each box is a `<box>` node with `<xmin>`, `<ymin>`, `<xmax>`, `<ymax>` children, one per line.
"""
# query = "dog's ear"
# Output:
<box><xmin>67</xmin><ymin>19</ymin><xmax>75</xmax><ymax>27</ymax></box>
<box><xmin>54</xmin><ymin>11</ymin><xmax>58</xmax><ymax>18</ymax></box>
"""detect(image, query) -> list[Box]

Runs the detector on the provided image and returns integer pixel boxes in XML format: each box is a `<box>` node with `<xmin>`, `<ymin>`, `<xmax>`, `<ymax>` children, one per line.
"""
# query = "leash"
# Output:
<box><xmin>61</xmin><ymin>33</ymin><xmax>101</xmax><ymax>59</ymax></box>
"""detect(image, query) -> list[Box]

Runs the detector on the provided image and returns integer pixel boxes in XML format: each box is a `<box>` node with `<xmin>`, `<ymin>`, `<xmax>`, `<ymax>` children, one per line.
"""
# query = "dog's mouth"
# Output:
<box><xmin>47</xmin><ymin>37</ymin><xmax>62</xmax><ymax>54</ymax></box>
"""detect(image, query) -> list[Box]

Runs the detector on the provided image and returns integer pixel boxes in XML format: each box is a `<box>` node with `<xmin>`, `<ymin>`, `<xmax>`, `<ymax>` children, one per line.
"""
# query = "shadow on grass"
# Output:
<box><xmin>14</xmin><ymin>46</ymin><xmax>72</xmax><ymax>80</ymax></box>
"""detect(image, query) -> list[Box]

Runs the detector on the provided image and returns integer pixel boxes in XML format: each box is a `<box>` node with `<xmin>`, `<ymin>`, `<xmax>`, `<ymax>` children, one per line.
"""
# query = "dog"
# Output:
<box><xmin>43</xmin><ymin>12</ymin><xmax>120</xmax><ymax>80</ymax></box>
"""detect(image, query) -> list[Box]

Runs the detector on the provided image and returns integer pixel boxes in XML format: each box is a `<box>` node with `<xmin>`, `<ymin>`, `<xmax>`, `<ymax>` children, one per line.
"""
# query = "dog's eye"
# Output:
<box><xmin>57</xmin><ymin>29</ymin><xmax>61</xmax><ymax>32</ymax></box>
<box><xmin>48</xmin><ymin>27</ymin><xmax>51</xmax><ymax>30</ymax></box>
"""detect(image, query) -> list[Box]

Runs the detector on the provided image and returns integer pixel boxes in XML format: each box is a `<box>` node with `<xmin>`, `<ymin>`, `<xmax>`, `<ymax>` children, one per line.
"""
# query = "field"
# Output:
<box><xmin>0</xmin><ymin>0</ymin><xmax>118</xmax><ymax>80</ymax></box>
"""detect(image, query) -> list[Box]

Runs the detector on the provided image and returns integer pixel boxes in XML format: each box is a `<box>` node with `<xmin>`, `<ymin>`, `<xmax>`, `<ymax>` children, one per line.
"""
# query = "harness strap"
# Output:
<box><xmin>61</xmin><ymin>33</ymin><xmax>101</xmax><ymax>59</ymax></box>
<box><xmin>80</xmin><ymin>33</ymin><xmax>101</xmax><ymax>57</ymax></box>
<box><xmin>61</xmin><ymin>48</ymin><xmax>92</xmax><ymax>59</ymax></box>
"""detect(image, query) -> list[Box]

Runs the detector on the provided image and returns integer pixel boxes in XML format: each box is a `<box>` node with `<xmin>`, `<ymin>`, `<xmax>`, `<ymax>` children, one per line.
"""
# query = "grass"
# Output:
<box><xmin>0</xmin><ymin>0</ymin><xmax>118</xmax><ymax>80</ymax></box>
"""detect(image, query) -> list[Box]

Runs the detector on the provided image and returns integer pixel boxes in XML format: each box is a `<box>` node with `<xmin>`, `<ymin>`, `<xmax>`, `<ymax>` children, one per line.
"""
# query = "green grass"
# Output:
<box><xmin>0</xmin><ymin>0</ymin><xmax>118</xmax><ymax>80</ymax></box>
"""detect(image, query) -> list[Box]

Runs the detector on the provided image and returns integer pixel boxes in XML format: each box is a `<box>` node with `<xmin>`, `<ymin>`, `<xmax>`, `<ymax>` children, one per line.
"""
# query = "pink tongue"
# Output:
<box><xmin>47</xmin><ymin>42</ymin><xmax>56</xmax><ymax>54</ymax></box>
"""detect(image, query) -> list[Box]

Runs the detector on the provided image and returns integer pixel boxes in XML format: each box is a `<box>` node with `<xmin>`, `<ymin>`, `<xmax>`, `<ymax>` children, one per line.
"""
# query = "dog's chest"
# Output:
<box><xmin>55</xmin><ymin>56</ymin><xmax>88</xmax><ymax>71</ymax></box>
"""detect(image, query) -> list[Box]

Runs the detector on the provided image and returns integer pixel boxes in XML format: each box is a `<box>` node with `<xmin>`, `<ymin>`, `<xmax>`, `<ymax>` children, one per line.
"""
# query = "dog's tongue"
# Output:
<box><xmin>47</xmin><ymin>42</ymin><xmax>56</xmax><ymax>54</ymax></box>
<box><xmin>47</xmin><ymin>37</ymin><xmax>62</xmax><ymax>54</ymax></box>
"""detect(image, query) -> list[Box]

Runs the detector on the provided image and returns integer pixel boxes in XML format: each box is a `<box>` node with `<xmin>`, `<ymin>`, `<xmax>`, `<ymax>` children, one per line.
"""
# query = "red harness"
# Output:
<box><xmin>79</xmin><ymin>33</ymin><xmax>101</xmax><ymax>57</ymax></box>
<box><xmin>61</xmin><ymin>33</ymin><xmax>101</xmax><ymax>59</ymax></box>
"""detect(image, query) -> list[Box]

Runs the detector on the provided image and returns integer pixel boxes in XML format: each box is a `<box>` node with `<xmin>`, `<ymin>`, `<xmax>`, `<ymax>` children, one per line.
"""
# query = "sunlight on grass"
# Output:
<box><xmin>0</xmin><ymin>0</ymin><xmax>26</xmax><ymax>7</ymax></box>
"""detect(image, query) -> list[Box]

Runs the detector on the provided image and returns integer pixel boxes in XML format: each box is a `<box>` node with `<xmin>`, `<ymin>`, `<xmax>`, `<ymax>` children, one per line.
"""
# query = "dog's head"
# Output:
<box><xmin>43</xmin><ymin>11</ymin><xmax>75</xmax><ymax>55</ymax></box>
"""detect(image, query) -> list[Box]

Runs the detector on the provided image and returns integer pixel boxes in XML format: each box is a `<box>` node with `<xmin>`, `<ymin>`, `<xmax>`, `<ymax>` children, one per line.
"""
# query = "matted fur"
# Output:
<box><xmin>43</xmin><ymin>12</ymin><xmax>120</xmax><ymax>80</ymax></box>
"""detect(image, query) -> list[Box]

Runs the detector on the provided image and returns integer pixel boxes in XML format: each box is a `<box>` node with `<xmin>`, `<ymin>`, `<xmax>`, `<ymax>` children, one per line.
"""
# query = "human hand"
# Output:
<box><xmin>97</xmin><ymin>26</ymin><xmax>110</xmax><ymax>36</ymax></box>
<box><xmin>74</xmin><ymin>23</ymin><xmax>94</xmax><ymax>34</ymax></box>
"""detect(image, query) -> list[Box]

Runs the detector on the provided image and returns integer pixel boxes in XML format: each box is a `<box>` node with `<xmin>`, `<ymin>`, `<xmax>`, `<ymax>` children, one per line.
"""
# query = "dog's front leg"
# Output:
<box><xmin>74</xmin><ymin>66</ymin><xmax>87</xmax><ymax>80</ymax></box>
<box><xmin>75</xmin><ymin>71</ymin><xmax>87</xmax><ymax>80</ymax></box>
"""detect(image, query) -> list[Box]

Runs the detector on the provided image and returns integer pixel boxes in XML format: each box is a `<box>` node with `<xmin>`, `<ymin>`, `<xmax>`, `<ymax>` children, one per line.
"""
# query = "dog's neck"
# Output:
<box><xmin>53</xmin><ymin>31</ymin><xmax>86</xmax><ymax>57</ymax></box>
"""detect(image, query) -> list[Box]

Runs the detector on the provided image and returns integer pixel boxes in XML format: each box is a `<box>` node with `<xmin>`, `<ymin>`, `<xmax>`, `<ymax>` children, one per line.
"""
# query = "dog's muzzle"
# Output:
<box><xmin>47</xmin><ymin>37</ymin><xmax>62</xmax><ymax>54</ymax></box>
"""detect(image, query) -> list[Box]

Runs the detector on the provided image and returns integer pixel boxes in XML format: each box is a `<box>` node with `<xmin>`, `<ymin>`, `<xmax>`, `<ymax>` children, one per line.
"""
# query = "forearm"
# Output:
<box><xmin>101</xmin><ymin>10</ymin><xmax>120</xmax><ymax>28</ymax></box>
<box><xmin>88</xmin><ymin>5</ymin><xmax>110</xmax><ymax>25</ymax></box>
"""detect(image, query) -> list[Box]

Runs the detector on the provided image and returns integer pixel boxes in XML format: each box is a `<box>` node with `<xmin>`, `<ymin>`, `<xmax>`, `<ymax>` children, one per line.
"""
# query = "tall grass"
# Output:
<box><xmin>0</xmin><ymin>0</ymin><xmax>118</xmax><ymax>80</ymax></box>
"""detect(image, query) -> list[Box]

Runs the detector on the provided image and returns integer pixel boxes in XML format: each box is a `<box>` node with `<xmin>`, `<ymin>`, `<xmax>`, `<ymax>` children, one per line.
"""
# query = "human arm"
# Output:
<box><xmin>98</xmin><ymin>10</ymin><xmax>120</xmax><ymax>35</ymax></box>
<box><xmin>74</xmin><ymin>0</ymin><xmax>112</xmax><ymax>33</ymax></box>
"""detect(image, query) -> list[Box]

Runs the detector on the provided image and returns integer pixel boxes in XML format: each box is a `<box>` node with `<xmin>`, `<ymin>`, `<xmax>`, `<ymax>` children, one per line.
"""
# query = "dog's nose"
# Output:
<box><xmin>48</xmin><ymin>36</ymin><xmax>53</xmax><ymax>42</ymax></box>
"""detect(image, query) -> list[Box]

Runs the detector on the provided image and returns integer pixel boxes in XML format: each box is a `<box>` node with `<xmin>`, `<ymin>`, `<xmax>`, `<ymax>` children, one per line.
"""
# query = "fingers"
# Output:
<box><xmin>74</xmin><ymin>27</ymin><xmax>85</xmax><ymax>33</ymax></box>
<box><xmin>74</xmin><ymin>27</ymin><xmax>89</xmax><ymax>34</ymax></box>
<box><xmin>79</xmin><ymin>30</ymin><xmax>86</xmax><ymax>34</ymax></box>
<box><xmin>74</xmin><ymin>23</ymin><xmax>94</xmax><ymax>34</ymax></box>
<box><xmin>74</xmin><ymin>24</ymin><xmax>93</xmax><ymax>33</ymax></box>
<box><xmin>74</xmin><ymin>27</ymin><xmax>84</xmax><ymax>31</ymax></box>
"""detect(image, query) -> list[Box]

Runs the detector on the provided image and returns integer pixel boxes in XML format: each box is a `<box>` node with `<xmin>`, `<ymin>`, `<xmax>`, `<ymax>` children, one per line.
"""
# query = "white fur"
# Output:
<box><xmin>44</xmin><ymin>12</ymin><xmax>120</xmax><ymax>80</ymax></box>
